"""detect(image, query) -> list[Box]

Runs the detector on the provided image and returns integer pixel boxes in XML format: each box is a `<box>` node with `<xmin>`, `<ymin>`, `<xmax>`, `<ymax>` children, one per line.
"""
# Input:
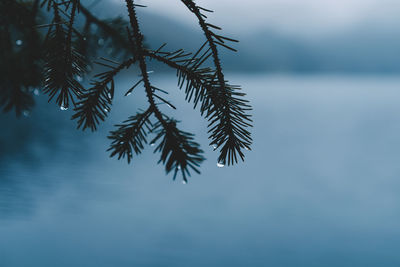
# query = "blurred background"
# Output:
<box><xmin>2</xmin><ymin>0</ymin><xmax>400</xmax><ymax>266</ymax></box>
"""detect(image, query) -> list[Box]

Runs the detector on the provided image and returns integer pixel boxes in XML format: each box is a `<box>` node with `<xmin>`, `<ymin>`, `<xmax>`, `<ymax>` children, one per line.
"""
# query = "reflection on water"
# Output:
<box><xmin>2</xmin><ymin>75</ymin><xmax>400</xmax><ymax>266</ymax></box>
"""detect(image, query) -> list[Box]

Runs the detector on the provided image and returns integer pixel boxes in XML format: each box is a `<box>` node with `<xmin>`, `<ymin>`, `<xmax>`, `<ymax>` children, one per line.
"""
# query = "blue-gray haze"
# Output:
<box><xmin>2</xmin><ymin>75</ymin><xmax>400</xmax><ymax>266</ymax></box>
<box><xmin>87</xmin><ymin>0</ymin><xmax>400</xmax><ymax>73</ymax></box>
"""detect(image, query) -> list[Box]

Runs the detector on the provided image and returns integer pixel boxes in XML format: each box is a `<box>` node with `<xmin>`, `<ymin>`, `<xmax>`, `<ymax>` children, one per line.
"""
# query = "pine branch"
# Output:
<box><xmin>42</xmin><ymin>1</ymin><xmax>85</xmax><ymax>109</ymax></box>
<box><xmin>125</xmin><ymin>0</ymin><xmax>205</xmax><ymax>181</ymax></box>
<box><xmin>124</xmin><ymin>0</ymin><xmax>167</xmax><ymax>128</ymax></box>
<box><xmin>73</xmin><ymin>1</ymin><xmax>234</xmax><ymax>127</ymax></box>
<box><xmin>2</xmin><ymin>0</ymin><xmax>253</xmax><ymax>182</ymax></box>
<box><xmin>72</xmin><ymin>57</ymin><xmax>136</xmax><ymax>131</ymax></box>
<box><xmin>107</xmin><ymin>107</ymin><xmax>153</xmax><ymax>163</ymax></box>
<box><xmin>145</xmin><ymin>47</ymin><xmax>214</xmax><ymax>113</ymax></box>
<box><xmin>151</xmin><ymin>119</ymin><xmax>205</xmax><ymax>183</ymax></box>
<box><xmin>181</xmin><ymin>0</ymin><xmax>252</xmax><ymax>166</ymax></box>
<box><xmin>66</xmin><ymin>0</ymin><xmax>78</xmax><ymax>47</ymax></box>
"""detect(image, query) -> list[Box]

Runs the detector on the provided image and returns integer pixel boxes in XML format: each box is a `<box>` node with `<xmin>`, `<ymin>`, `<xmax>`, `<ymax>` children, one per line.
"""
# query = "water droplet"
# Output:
<box><xmin>33</xmin><ymin>89</ymin><xmax>39</xmax><ymax>96</ymax></box>
<box><xmin>119</xmin><ymin>141</ymin><xmax>124</xmax><ymax>145</ymax></box>
<box><xmin>244</xmin><ymin>145</ymin><xmax>251</xmax><ymax>151</ymax></box>
<box><xmin>97</xmin><ymin>38</ymin><xmax>104</xmax><ymax>46</ymax></box>
<box><xmin>126</xmin><ymin>92</ymin><xmax>132</xmax><ymax>96</ymax></box>
<box><xmin>147</xmin><ymin>70</ymin><xmax>154</xmax><ymax>74</ymax></box>
<box><xmin>107</xmin><ymin>92</ymin><xmax>112</xmax><ymax>99</ymax></box>
<box><xmin>83</xmin><ymin>37</ymin><xmax>87</xmax><ymax>41</ymax></box>
<box><xmin>104</xmin><ymin>107</ymin><xmax>110</xmax><ymax>112</ymax></box>
<box><xmin>150</xmin><ymin>142</ymin><xmax>155</xmax><ymax>147</ymax></box>
<box><xmin>177</xmin><ymin>166</ymin><xmax>181</xmax><ymax>170</ymax></box>
<box><xmin>217</xmin><ymin>161</ymin><xmax>225</xmax><ymax>168</ymax></box>
<box><xmin>15</xmin><ymin>40</ymin><xmax>22</xmax><ymax>46</ymax></box>
<box><xmin>182</xmin><ymin>180</ymin><xmax>187</xmax><ymax>185</ymax></box>
<box><xmin>76</xmin><ymin>75</ymin><xmax>83</xmax><ymax>82</ymax></box>
<box><xmin>60</xmin><ymin>105</ymin><xmax>68</xmax><ymax>111</ymax></box>
<box><xmin>212</xmin><ymin>144</ymin><xmax>217</xmax><ymax>150</ymax></box>
<box><xmin>23</xmin><ymin>110</ymin><xmax>30</xmax><ymax>117</ymax></box>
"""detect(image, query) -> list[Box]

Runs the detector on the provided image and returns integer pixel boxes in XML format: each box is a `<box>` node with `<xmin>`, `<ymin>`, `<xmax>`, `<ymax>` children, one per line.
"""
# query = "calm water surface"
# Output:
<box><xmin>1</xmin><ymin>75</ymin><xmax>400</xmax><ymax>266</ymax></box>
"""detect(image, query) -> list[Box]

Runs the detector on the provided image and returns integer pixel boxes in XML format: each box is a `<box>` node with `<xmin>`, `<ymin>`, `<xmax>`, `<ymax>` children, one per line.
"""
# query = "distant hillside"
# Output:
<box><xmin>147</xmin><ymin>17</ymin><xmax>400</xmax><ymax>73</ymax></box>
<box><xmin>85</xmin><ymin>1</ymin><xmax>400</xmax><ymax>73</ymax></box>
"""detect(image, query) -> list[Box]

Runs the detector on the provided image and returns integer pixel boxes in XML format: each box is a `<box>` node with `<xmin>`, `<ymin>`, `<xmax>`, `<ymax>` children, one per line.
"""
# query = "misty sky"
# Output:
<box><xmin>128</xmin><ymin>0</ymin><xmax>400</xmax><ymax>38</ymax></box>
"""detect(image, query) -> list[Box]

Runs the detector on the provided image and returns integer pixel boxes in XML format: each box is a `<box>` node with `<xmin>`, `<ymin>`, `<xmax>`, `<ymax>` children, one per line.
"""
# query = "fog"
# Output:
<box><xmin>2</xmin><ymin>1</ymin><xmax>400</xmax><ymax>266</ymax></box>
<box><xmin>2</xmin><ymin>75</ymin><xmax>400</xmax><ymax>266</ymax></box>
<box><xmin>130</xmin><ymin>0</ymin><xmax>400</xmax><ymax>38</ymax></box>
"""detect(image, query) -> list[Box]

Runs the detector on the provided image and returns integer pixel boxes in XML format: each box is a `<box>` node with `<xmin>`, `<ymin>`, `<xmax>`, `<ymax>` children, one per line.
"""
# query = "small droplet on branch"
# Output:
<box><xmin>217</xmin><ymin>161</ymin><xmax>225</xmax><ymax>168</ymax></box>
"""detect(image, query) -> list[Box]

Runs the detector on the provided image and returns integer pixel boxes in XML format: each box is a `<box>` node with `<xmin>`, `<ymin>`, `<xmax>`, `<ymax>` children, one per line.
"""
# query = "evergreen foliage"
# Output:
<box><xmin>0</xmin><ymin>0</ymin><xmax>253</xmax><ymax>182</ymax></box>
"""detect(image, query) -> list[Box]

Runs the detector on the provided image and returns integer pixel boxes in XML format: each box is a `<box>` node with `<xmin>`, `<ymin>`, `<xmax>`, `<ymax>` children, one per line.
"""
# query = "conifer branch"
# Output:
<box><xmin>151</xmin><ymin>119</ymin><xmax>205</xmax><ymax>182</ymax></box>
<box><xmin>181</xmin><ymin>0</ymin><xmax>252</xmax><ymax>165</ymax></box>
<box><xmin>72</xmin><ymin>57</ymin><xmax>136</xmax><ymax>131</ymax></box>
<box><xmin>2</xmin><ymin>0</ymin><xmax>252</xmax><ymax>182</ymax></box>
<box><xmin>124</xmin><ymin>0</ymin><xmax>204</xmax><ymax>180</ymax></box>
<box><xmin>144</xmin><ymin>48</ymin><xmax>214</xmax><ymax>112</ymax></box>
<box><xmin>124</xmin><ymin>0</ymin><xmax>166</xmax><ymax>128</ymax></box>
<box><xmin>42</xmin><ymin>1</ymin><xmax>85</xmax><ymax>109</ymax></box>
<box><xmin>107</xmin><ymin>107</ymin><xmax>153</xmax><ymax>163</ymax></box>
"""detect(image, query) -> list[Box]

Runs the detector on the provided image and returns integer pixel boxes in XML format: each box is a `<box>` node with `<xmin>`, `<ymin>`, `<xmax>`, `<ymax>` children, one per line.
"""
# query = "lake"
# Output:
<box><xmin>1</xmin><ymin>74</ymin><xmax>400</xmax><ymax>266</ymax></box>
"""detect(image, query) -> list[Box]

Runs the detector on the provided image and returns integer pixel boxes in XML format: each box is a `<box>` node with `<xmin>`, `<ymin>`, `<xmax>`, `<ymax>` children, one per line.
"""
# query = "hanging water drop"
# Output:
<box><xmin>60</xmin><ymin>104</ymin><xmax>68</xmax><ymax>111</ymax></box>
<box><xmin>217</xmin><ymin>161</ymin><xmax>225</xmax><ymax>168</ymax></box>
<box><xmin>244</xmin><ymin>145</ymin><xmax>251</xmax><ymax>151</ymax></box>
<box><xmin>76</xmin><ymin>75</ymin><xmax>83</xmax><ymax>82</ymax></box>
<box><xmin>182</xmin><ymin>180</ymin><xmax>187</xmax><ymax>185</ymax></box>
<box><xmin>212</xmin><ymin>144</ymin><xmax>217</xmax><ymax>150</ymax></box>
<box><xmin>22</xmin><ymin>110</ymin><xmax>30</xmax><ymax>117</ymax></box>
<box><xmin>107</xmin><ymin>92</ymin><xmax>112</xmax><ymax>99</ymax></box>
<box><xmin>125</xmin><ymin>92</ymin><xmax>132</xmax><ymax>96</ymax></box>
<box><xmin>150</xmin><ymin>142</ymin><xmax>155</xmax><ymax>147</ymax></box>
<box><xmin>33</xmin><ymin>89</ymin><xmax>39</xmax><ymax>96</ymax></box>
<box><xmin>104</xmin><ymin>107</ymin><xmax>110</xmax><ymax>112</ymax></box>
<box><xmin>15</xmin><ymin>40</ymin><xmax>22</xmax><ymax>46</ymax></box>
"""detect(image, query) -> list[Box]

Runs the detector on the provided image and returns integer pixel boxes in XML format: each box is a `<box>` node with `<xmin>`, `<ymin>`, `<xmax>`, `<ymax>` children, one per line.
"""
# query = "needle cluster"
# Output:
<box><xmin>0</xmin><ymin>0</ymin><xmax>253</xmax><ymax>182</ymax></box>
